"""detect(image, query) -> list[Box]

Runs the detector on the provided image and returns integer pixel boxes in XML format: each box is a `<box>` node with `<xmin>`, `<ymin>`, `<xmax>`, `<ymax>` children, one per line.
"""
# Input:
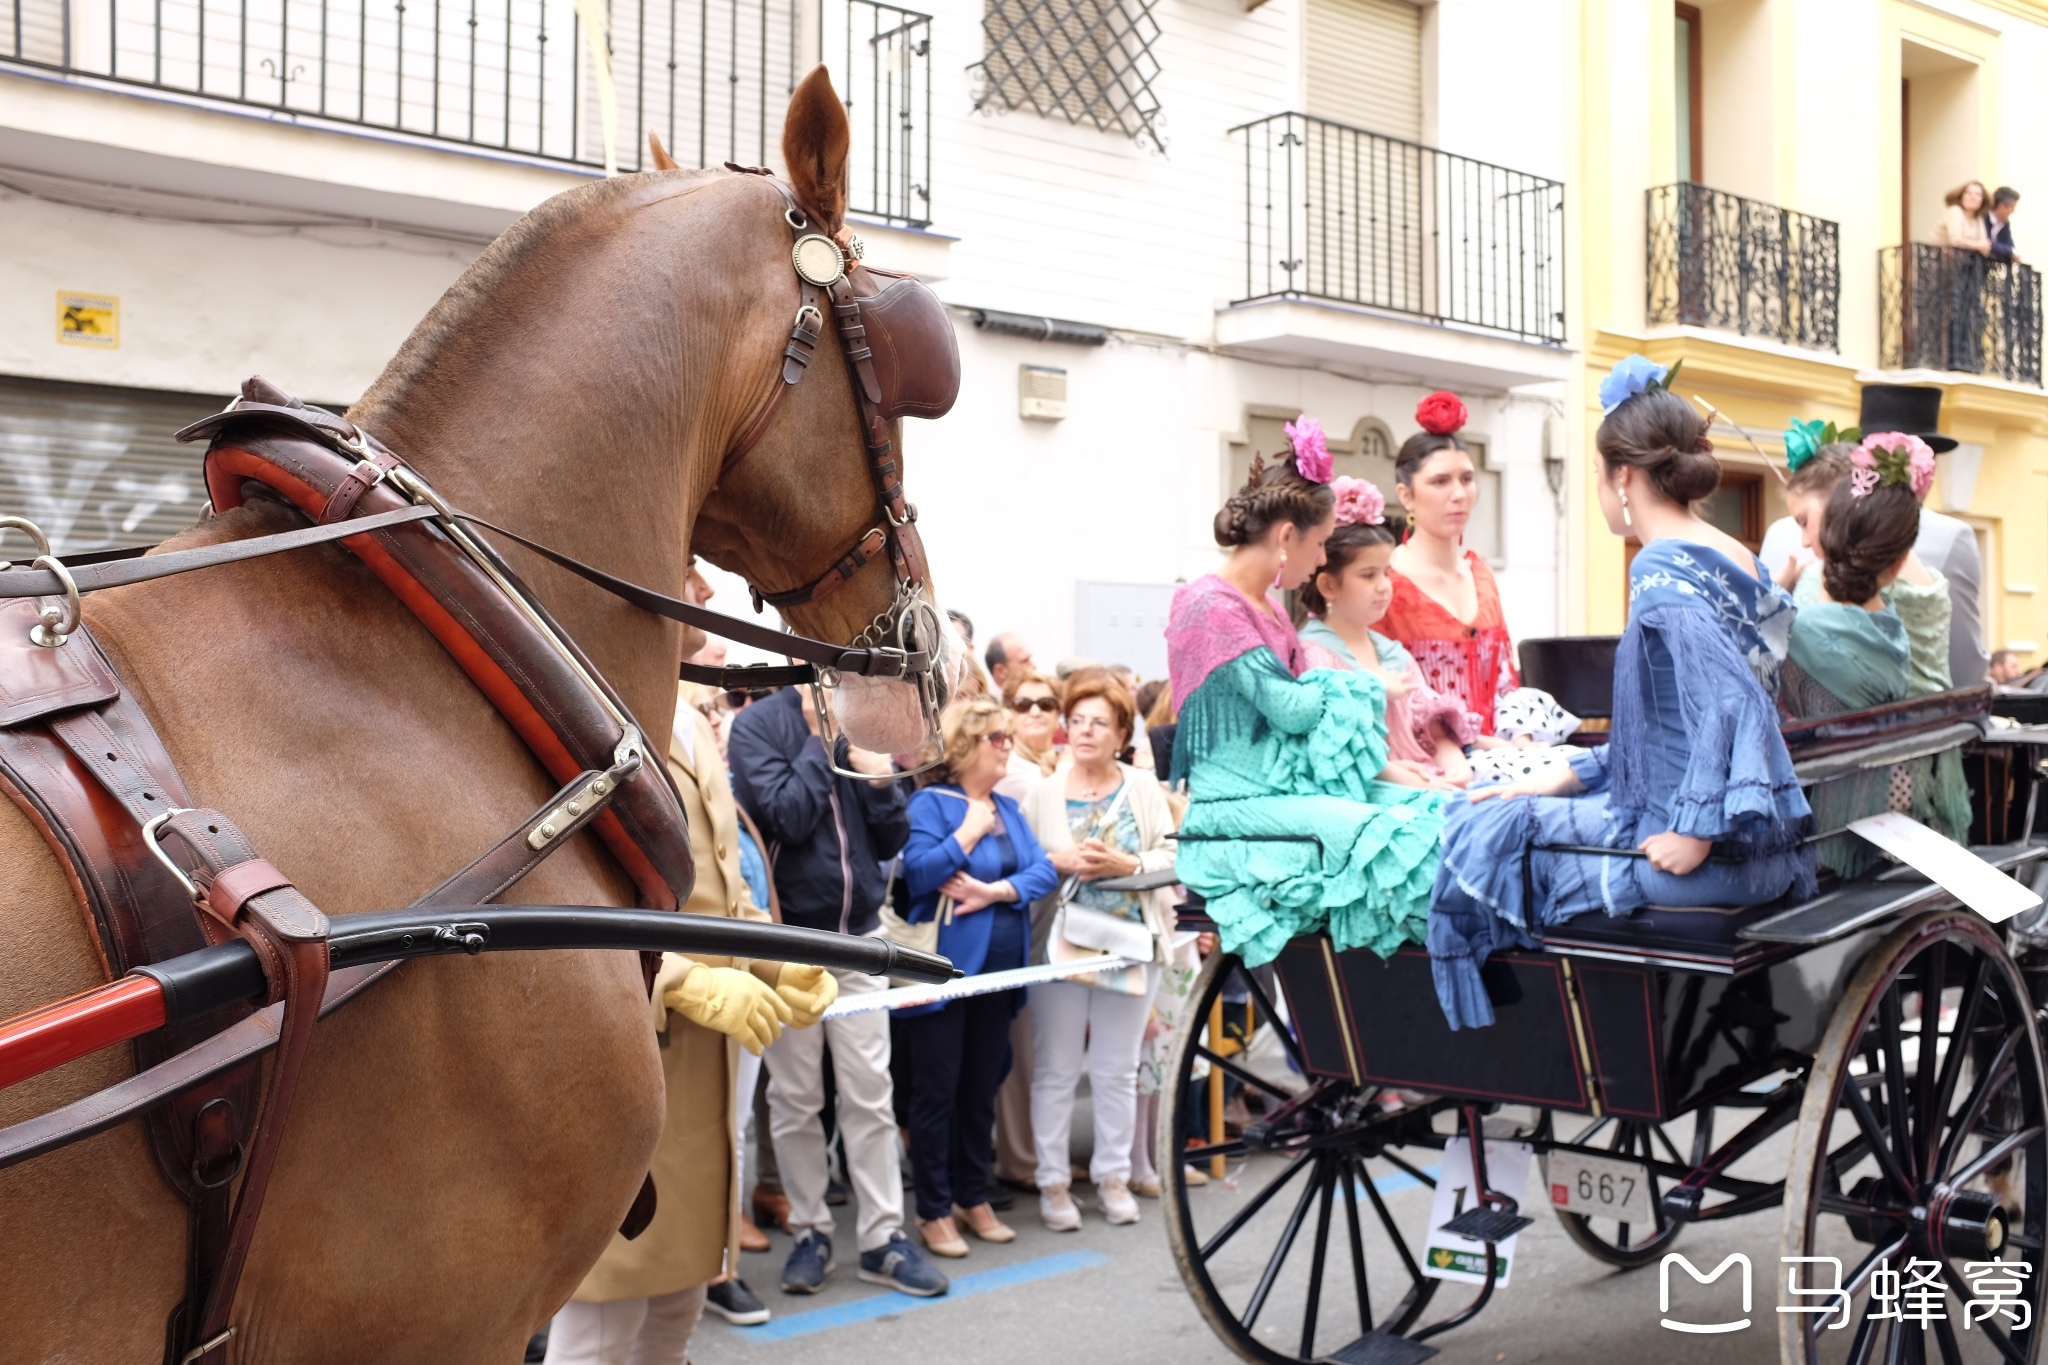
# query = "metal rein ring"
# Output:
<box><xmin>0</xmin><ymin>515</ymin><xmax>54</xmax><ymax>565</ymax></box>
<box><xmin>29</xmin><ymin>554</ymin><xmax>81</xmax><ymax>647</ymax></box>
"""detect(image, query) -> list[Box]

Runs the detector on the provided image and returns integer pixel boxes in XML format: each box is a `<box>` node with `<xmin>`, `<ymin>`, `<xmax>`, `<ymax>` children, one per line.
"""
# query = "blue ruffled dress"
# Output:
<box><xmin>1427</xmin><ymin>540</ymin><xmax>1817</xmax><ymax>1029</ymax></box>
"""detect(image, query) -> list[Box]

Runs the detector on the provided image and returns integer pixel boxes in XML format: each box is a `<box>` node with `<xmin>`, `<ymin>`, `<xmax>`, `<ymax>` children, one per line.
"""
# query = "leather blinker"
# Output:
<box><xmin>848</xmin><ymin>270</ymin><xmax>961</xmax><ymax>421</ymax></box>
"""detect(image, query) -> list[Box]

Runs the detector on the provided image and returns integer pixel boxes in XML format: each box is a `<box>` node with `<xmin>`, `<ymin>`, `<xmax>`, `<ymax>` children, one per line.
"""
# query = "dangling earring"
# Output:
<box><xmin>1619</xmin><ymin>487</ymin><xmax>1632</xmax><ymax>529</ymax></box>
<box><xmin>1274</xmin><ymin>547</ymin><xmax>1288</xmax><ymax>589</ymax></box>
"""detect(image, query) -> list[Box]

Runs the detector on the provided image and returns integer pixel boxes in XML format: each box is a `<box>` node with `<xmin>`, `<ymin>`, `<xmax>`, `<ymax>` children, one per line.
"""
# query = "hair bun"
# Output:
<box><xmin>1661</xmin><ymin>447</ymin><xmax>1721</xmax><ymax>504</ymax></box>
<box><xmin>1415</xmin><ymin>391</ymin><xmax>1468</xmax><ymax>437</ymax></box>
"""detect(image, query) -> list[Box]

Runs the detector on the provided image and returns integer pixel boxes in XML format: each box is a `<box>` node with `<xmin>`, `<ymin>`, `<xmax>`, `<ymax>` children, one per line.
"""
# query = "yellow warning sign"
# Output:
<box><xmin>57</xmin><ymin>293</ymin><xmax>119</xmax><ymax>348</ymax></box>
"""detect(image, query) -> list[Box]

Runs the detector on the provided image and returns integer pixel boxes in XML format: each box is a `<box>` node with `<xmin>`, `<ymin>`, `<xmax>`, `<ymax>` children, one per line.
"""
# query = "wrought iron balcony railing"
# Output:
<box><xmin>1645</xmin><ymin>183</ymin><xmax>1839</xmax><ymax>352</ymax></box>
<box><xmin>1233</xmin><ymin>112</ymin><xmax>1566</xmax><ymax>346</ymax></box>
<box><xmin>1</xmin><ymin>0</ymin><xmax>932</xmax><ymax>225</ymax></box>
<box><xmin>1880</xmin><ymin>245</ymin><xmax>2042</xmax><ymax>387</ymax></box>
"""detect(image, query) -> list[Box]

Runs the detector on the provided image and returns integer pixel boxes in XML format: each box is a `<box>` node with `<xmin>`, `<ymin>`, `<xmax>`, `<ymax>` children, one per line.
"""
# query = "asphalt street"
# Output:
<box><xmin>688</xmin><ymin>1109</ymin><xmax>1796</xmax><ymax>1365</ymax></box>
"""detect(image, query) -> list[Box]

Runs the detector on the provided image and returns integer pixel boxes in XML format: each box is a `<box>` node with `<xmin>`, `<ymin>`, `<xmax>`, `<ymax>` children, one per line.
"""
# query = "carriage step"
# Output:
<box><xmin>1321</xmin><ymin>1331</ymin><xmax>1439</xmax><ymax>1365</ymax></box>
<box><xmin>1435</xmin><ymin>1208</ymin><xmax>1534</xmax><ymax>1242</ymax></box>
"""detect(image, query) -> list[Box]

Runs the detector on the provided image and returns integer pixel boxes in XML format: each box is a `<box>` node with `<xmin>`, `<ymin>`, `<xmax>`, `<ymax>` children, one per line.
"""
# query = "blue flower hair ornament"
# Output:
<box><xmin>1599</xmin><ymin>354</ymin><xmax>1685</xmax><ymax>415</ymax></box>
<box><xmin>1782</xmin><ymin>417</ymin><xmax>1862</xmax><ymax>472</ymax></box>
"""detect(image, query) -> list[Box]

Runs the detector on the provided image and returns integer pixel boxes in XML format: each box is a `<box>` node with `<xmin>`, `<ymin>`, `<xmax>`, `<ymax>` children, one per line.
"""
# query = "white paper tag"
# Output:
<box><xmin>1849</xmin><ymin>812</ymin><xmax>2043</xmax><ymax>924</ymax></box>
<box><xmin>1423</xmin><ymin>1140</ymin><xmax>1531</xmax><ymax>1286</ymax></box>
<box><xmin>1546</xmin><ymin>1149</ymin><xmax>1655</xmax><ymax>1225</ymax></box>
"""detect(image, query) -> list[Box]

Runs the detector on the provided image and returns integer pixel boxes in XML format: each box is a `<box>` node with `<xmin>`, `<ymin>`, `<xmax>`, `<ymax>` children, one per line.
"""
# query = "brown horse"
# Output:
<box><xmin>0</xmin><ymin>68</ymin><xmax>949</xmax><ymax>1363</ymax></box>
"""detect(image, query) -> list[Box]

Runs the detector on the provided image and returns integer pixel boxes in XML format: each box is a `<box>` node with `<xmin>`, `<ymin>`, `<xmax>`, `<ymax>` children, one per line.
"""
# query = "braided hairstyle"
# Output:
<box><xmin>1595</xmin><ymin>387</ymin><xmax>1720</xmax><ymax>505</ymax></box>
<box><xmin>1299</xmin><ymin>512</ymin><xmax>1407</xmax><ymax>616</ymax></box>
<box><xmin>1819</xmin><ymin>480</ymin><xmax>1920</xmax><ymax>606</ymax></box>
<box><xmin>1214</xmin><ymin>449</ymin><xmax>1336</xmax><ymax>548</ymax></box>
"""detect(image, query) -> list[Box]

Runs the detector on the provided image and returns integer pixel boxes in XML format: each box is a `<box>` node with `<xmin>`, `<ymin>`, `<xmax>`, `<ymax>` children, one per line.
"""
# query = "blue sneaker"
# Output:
<box><xmin>780</xmin><ymin>1232</ymin><xmax>833</xmax><ymax>1295</ymax></box>
<box><xmin>857</xmin><ymin>1230</ymin><xmax>951</xmax><ymax>1297</ymax></box>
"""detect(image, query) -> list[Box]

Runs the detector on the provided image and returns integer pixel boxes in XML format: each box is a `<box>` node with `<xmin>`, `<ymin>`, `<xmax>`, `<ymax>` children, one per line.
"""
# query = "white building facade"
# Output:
<box><xmin>0</xmin><ymin>0</ymin><xmax>1572</xmax><ymax>677</ymax></box>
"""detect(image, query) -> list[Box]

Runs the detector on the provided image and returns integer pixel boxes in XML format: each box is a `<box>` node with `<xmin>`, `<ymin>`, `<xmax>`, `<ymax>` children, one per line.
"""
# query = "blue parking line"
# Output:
<box><xmin>736</xmin><ymin>1249</ymin><xmax>1113</xmax><ymax>1343</ymax></box>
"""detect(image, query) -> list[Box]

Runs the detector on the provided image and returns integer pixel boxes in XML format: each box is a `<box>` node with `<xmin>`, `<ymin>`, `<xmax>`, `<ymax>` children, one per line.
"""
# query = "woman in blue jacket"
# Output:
<box><xmin>898</xmin><ymin>695</ymin><xmax>1059</xmax><ymax>1258</ymax></box>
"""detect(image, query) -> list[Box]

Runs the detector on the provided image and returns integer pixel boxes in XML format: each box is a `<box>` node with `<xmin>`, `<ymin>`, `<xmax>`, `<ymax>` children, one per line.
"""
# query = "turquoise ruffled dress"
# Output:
<box><xmin>1173</xmin><ymin>647</ymin><xmax>1446</xmax><ymax>967</ymax></box>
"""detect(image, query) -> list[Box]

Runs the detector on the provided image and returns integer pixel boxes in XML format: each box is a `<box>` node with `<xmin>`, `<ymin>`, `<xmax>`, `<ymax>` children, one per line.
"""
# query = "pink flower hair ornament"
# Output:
<box><xmin>1850</xmin><ymin>432</ymin><xmax>1936</xmax><ymax>500</ymax></box>
<box><xmin>1285</xmin><ymin>415</ymin><xmax>1334</xmax><ymax>484</ymax></box>
<box><xmin>1331</xmin><ymin>476</ymin><xmax>1385</xmax><ymax>527</ymax></box>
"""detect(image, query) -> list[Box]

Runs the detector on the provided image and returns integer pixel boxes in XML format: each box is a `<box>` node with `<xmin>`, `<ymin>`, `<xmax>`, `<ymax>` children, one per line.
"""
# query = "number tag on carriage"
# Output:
<box><xmin>1849</xmin><ymin>812</ymin><xmax>2044</xmax><ymax>924</ymax></box>
<box><xmin>1423</xmin><ymin>1140</ymin><xmax>1532</xmax><ymax>1286</ymax></box>
<box><xmin>1546</xmin><ymin>1149</ymin><xmax>1654</xmax><ymax>1226</ymax></box>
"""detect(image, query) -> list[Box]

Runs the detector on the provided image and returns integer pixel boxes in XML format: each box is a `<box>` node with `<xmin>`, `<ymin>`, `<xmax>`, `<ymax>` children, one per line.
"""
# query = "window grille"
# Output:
<box><xmin>970</xmin><ymin>0</ymin><xmax>1162</xmax><ymax>150</ymax></box>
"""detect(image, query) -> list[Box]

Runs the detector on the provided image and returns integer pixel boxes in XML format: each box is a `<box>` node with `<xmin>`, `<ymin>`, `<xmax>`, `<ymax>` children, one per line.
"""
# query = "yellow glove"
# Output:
<box><xmin>772</xmin><ymin>963</ymin><xmax>840</xmax><ymax>1028</ymax></box>
<box><xmin>663</xmin><ymin>965</ymin><xmax>793</xmax><ymax>1054</ymax></box>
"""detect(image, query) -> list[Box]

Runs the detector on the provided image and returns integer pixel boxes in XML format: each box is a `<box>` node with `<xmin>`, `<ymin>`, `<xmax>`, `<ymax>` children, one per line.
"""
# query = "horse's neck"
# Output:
<box><xmin>353</xmin><ymin>368</ymin><xmax>707</xmax><ymax>748</ymax></box>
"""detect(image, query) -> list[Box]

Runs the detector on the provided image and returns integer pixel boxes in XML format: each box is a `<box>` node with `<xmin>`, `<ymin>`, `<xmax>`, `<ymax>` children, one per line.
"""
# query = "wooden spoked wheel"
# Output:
<box><xmin>1781</xmin><ymin>911</ymin><xmax>2048</xmax><ymax>1365</ymax></box>
<box><xmin>1159</xmin><ymin>949</ymin><xmax>1441</xmax><ymax>1365</ymax></box>
<box><xmin>1551</xmin><ymin>1113</ymin><xmax>1695</xmax><ymax>1269</ymax></box>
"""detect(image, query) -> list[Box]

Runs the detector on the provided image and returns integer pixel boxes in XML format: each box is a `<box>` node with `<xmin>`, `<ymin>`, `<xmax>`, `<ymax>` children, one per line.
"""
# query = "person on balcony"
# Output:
<box><xmin>1165</xmin><ymin>419</ymin><xmax>1449</xmax><ymax>971</ymax></box>
<box><xmin>1380</xmin><ymin>392</ymin><xmax>1580</xmax><ymax>749</ymax></box>
<box><xmin>1425</xmin><ymin>358</ymin><xmax>1814</xmax><ymax>1031</ymax></box>
<box><xmin>1935</xmin><ymin>180</ymin><xmax>1995</xmax><ymax>256</ymax></box>
<box><xmin>1990</xmin><ymin>187</ymin><xmax>2022</xmax><ymax>264</ymax></box>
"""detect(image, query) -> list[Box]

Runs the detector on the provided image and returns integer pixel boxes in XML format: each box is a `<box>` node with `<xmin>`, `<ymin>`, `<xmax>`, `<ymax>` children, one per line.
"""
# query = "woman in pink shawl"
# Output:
<box><xmin>1166</xmin><ymin>422</ymin><xmax>1448</xmax><ymax>968</ymax></box>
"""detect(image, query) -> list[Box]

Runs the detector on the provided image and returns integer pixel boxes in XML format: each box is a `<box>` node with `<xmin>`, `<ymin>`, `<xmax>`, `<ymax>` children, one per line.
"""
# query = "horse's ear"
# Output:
<box><xmin>782</xmin><ymin>65</ymin><xmax>849</xmax><ymax>231</ymax></box>
<box><xmin>648</xmin><ymin>133</ymin><xmax>679</xmax><ymax>171</ymax></box>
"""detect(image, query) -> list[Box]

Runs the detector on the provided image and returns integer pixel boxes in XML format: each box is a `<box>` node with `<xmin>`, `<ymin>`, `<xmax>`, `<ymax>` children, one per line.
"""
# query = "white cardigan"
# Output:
<box><xmin>1018</xmin><ymin>761</ymin><xmax>1179</xmax><ymax>962</ymax></box>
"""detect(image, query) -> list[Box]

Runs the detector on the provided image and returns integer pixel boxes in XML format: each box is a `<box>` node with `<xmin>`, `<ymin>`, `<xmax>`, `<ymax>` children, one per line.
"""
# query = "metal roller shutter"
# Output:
<box><xmin>0</xmin><ymin>376</ymin><xmax>230</xmax><ymax>555</ymax></box>
<box><xmin>1303</xmin><ymin>0</ymin><xmax>1422</xmax><ymax>141</ymax></box>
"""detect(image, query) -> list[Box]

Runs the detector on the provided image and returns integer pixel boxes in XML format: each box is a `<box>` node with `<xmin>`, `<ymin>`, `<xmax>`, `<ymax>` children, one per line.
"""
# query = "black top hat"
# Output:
<box><xmin>1857</xmin><ymin>384</ymin><xmax>1957</xmax><ymax>452</ymax></box>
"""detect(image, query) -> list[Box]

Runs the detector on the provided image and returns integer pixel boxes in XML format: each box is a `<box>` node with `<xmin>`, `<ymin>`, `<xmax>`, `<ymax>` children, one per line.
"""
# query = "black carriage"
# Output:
<box><xmin>1152</xmin><ymin>676</ymin><xmax>2048</xmax><ymax>1365</ymax></box>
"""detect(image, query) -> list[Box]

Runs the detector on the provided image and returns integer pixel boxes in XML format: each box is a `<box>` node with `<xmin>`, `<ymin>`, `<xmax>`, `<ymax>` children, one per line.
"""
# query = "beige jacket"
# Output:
<box><xmin>1018</xmin><ymin>761</ymin><xmax>1178</xmax><ymax>962</ymax></box>
<box><xmin>572</xmin><ymin>696</ymin><xmax>772</xmax><ymax>1302</ymax></box>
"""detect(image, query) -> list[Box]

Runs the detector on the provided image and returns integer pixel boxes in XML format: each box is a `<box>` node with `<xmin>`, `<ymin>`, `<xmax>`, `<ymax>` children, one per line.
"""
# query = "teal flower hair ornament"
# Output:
<box><xmin>1598</xmin><ymin>354</ymin><xmax>1684</xmax><ymax>415</ymax></box>
<box><xmin>1782</xmin><ymin>418</ymin><xmax>1863</xmax><ymax>472</ymax></box>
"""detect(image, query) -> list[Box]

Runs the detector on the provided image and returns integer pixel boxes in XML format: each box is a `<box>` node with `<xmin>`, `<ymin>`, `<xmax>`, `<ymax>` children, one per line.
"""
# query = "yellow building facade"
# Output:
<box><xmin>1568</xmin><ymin>0</ymin><xmax>2048</xmax><ymax>666</ymax></box>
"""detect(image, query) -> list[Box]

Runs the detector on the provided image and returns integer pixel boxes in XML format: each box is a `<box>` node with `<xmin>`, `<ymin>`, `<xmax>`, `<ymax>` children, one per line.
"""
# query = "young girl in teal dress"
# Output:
<box><xmin>1166</xmin><ymin>421</ymin><xmax>1449</xmax><ymax>968</ymax></box>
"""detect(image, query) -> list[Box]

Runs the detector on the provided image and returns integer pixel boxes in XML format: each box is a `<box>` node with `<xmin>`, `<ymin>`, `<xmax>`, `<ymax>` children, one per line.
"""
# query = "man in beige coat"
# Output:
<box><xmin>544</xmin><ymin>682</ymin><xmax>838</xmax><ymax>1364</ymax></box>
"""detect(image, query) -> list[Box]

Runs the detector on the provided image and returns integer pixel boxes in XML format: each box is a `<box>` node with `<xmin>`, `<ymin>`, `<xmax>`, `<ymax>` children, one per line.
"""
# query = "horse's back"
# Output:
<box><xmin>0</xmin><ymin>502</ymin><xmax>665</xmax><ymax>1362</ymax></box>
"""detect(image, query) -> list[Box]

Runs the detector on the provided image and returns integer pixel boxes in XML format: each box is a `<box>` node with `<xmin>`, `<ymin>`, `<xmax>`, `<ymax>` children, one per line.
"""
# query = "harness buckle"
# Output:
<box><xmin>141</xmin><ymin>808</ymin><xmax>203</xmax><ymax>902</ymax></box>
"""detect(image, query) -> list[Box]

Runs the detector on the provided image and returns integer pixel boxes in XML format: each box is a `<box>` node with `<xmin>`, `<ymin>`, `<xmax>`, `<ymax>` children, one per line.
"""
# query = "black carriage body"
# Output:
<box><xmin>1274</xmin><ymin>924</ymin><xmax>1881</xmax><ymax>1123</ymax></box>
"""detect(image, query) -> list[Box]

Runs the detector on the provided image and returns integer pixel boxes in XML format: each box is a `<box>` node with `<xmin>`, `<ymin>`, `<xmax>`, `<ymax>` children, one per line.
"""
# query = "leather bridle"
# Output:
<box><xmin>1</xmin><ymin>167</ymin><xmax>959</xmax><ymax>760</ymax></box>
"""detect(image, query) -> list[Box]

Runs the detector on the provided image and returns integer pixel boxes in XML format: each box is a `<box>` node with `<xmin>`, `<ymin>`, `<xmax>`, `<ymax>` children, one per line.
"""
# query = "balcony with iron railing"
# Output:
<box><xmin>1</xmin><ymin>0</ymin><xmax>933</xmax><ymax>225</ymax></box>
<box><xmin>1645</xmin><ymin>183</ymin><xmax>1839</xmax><ymax>352</ymax></box>
<box><xmin>1232</xmin><ymin>112</ymin><xmax>1566</xmax><ymax>347</ymax></box>
<box><xmin>1880</xmin><ymin>245</ymin><xmax>2042</xmax><ymax>387</ymax></box>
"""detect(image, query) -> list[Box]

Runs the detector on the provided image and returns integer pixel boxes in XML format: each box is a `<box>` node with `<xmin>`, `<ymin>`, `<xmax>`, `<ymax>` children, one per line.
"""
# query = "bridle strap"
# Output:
<box><xmin>449</xmin><ymin>510</ymin><xmax>929</xmax><ymax>679</ymax></box>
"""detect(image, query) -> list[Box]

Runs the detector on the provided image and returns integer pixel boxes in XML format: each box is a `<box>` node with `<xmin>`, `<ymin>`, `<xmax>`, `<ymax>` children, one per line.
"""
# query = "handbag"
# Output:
<box><xmin>1049</xmin><ymin>783</ymin><xmax>1158</xmax><ymax>971</ymax></box>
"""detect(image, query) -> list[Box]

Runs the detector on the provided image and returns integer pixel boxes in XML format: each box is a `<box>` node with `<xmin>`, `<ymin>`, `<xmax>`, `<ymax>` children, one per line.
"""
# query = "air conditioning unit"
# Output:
<box><xmin>1019</xmin><ymin>365</ymin><xmax>1068</xmax><ymax>421</ymax></box>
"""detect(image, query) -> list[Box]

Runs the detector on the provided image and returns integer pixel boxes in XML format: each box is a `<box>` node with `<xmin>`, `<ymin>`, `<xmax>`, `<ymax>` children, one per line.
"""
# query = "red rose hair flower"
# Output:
<box><xmin>1415</xmin><ymin>391</ymin><xmax>1468</xmax><ymax>436</ymax></box>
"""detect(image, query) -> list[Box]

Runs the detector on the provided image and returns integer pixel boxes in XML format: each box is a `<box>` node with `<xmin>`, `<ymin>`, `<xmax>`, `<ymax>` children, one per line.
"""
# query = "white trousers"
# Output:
<box><xmin>543</xmin><ymin>1285</ymin><xmax>707</xmax><ymax>1365</ymax></box>
<box><xmin>764</xmin><ymin>964</ymin><xmax>904</xmax><ymax>1251</ymax></box>
<box><xmin>1029</xmin><ymin>970</ymin><xmax>1160</xmax><ymax>1189</ymax></box>
<box><xmin>734</xmin><ymin>1045</ymin><xmax>763</xmax><ymax>1181</ymax></box>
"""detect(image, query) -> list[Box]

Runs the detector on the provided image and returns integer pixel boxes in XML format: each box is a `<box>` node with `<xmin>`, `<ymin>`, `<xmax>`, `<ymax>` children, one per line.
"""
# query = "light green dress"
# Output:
<box><xmin>1793</xmin><ymin>562</ymin><xmax>1953</xmax><ymax>696</ymax></box>
<box><xmin>1174</xmin><ymin>648</ymin><xmax>1446</xmax><ymax>968</ymax></box>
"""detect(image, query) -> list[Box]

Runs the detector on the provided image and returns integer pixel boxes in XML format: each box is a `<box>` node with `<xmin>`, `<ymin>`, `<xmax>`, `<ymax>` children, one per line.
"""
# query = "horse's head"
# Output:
<box><xmin>686</xmin><ymin>67</ymin><xmax>966</xmax><ymax>756</ymax></box>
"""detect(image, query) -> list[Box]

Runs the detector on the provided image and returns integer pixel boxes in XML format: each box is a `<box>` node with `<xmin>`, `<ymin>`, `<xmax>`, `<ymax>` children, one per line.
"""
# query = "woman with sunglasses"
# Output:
<box><xmin>897</xmin><ymin>696</ymin><xmax>1060</xmax><ymax>1258</ymax></box>
<box><xmin>996</xmin><ymin>671</ymin><xmax>1062</xmax><ymax>800</ymax></box>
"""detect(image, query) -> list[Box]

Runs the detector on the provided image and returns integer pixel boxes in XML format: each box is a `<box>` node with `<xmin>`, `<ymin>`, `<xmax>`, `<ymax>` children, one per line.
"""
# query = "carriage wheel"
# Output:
<box><xmin>1781</xmin><ymin>911</ymin><xmax>2048</xmax><ymax>1365</ymax></box>
<box><xmin>1160</xmin><ymin>948</ymin><xmax>1442</xmax><ymax>1365</ymax></box>
<box><xmin>1551</xmin><ymin>1113</ymin><xmax>1695</xmax><ymax>1269</ymax></box>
